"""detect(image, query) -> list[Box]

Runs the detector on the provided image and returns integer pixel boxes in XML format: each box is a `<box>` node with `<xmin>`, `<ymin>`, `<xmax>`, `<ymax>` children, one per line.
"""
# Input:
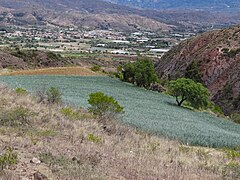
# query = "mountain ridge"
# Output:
<box><xmin>107</xmin><ymin>0</ymin><xmax>240</xmax><ymax>12</ymax></box>
<box><xmin>1</xmin><ymin>0</ymin><xmax>240</xmax><ymax>31</ymax></box>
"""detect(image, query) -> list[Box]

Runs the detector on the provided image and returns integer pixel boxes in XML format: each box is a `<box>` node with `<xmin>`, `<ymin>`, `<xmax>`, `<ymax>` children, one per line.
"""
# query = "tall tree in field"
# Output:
<box><xmin>168</xmin><ymin>78</ymin><xmax>210</xmax><ymax>109</ymax></box>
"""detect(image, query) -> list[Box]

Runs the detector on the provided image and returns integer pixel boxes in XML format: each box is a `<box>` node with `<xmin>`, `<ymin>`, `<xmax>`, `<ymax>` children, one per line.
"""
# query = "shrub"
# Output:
<box><xmin>0</xmin><ymin>107</ymin><xmax>33</xmax><ymax>127</ymax></box>
<box><xmin>208</xmin><ymin>102</ymin><xmax>224</xmax><ymax>116</ymax></box>
<box><xmin>121</xmin><ymin>58</ymin><xmax>159</xmax><ymax>88</ymax></box>
<box><xmin>35</xmin><ymin>88</ymin><xmax>48</xmax><ymax>103</ymax></box>
<box><xmin>90</xmin><ymin>65</ymin><xmax>101</xmax><ymax>72</ymax></box>
<box><xmin>46</xmin><ymin>51</ymin><xmax>59</xmax><ymax>59</ymax></box>
<box><xmin>15</xmin><ymin>87</ymin><xmax>28</xmax><ymax>95</ymax></box>
<box><xmin>230</xmin><ymin>113</ymin><xmax>240</xmax><ymax>124</ymax></box>
<box><xmin>224</xmin><ymin>147</ymin><xmax>240</xmax><ymax>160</ymax></box>
<box><xmin>88</xmin><ymin>92</ymin><xmax>124</xmax><ymax>118</ymax></box>
<box><xmin>87</xmin><ymin>134</ymin><xmax>102</xmax><ymax>143</ymax></box>
<box><xmin>233</xmin><ymin>93</ymin><xmax>240</xmax><ymax>109</ymax></box>
<box><xmin>0</xmin><ymin>147</ymin><xmax>17</xmax><ymax>171</ymax></box>
<box><xmin>222</xmin><ymin>161</ymin><xmax>240</xmax><ymax>179</ymax></box>
<box><xmin>61</xmin><ymin>107</ymin><xmax>81</xmax><ymax>120</ymax></box>
<box><xmin>168</xmin><ymin>78</ymin><xmax>210</xmax><ymax>109</ymax></box>
<box><xmin>185</xmin><ymin>61</ymin><xmax>202</xmax><ymax>83</ymax></box>
<box><xmin>47</xmin><ymin>87</ymin><xmax>62</xmax><ymax>104</ymax></box>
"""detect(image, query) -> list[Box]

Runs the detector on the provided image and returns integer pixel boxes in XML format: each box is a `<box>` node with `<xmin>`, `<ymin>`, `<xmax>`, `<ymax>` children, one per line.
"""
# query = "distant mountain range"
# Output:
<box><xmin>0</xmin><ymin>0</ymin><xmax>172</xmax><ymax>31</ymax></box>
<box><xmin>0</xmin><ymin>0</ymin><xmax>240</xmax><ymax>31</ymax></box>
<box><xmin>107</xmin><ymin>0</ymin><xmax>240</xmax><ymax>12</ymax></box>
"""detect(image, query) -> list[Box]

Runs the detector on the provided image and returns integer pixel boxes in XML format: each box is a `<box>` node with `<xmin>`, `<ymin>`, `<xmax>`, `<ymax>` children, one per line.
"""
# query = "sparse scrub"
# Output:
<box><xmin>222</xmin><ymin>161</ymin><xmax>240</xmax><ymax>179</ymax></box>
<box><xmin>35</xmin><ymin>87</ymin><xmax>62</xmax><ymax>104</ymax></box>
<box><xmin>47</xmin><ymin>87</ymin><xmax>62</xmax><ymax>104</ymax></box>
<box><xmin>46</xmin><ymin>51</ymin><xmax>60</xmax><ymax>59</ymax></box>
<box><xmin>0</xmin><ymin>87</ymin><xmax>238</xmax><ymax>179</ymax></box>
<box><xmin>86</xmin><ymin>134</ymin><xmax>102</xmax><ymax>143</ymax></box>
<box><xmin>0</xmin><ymin>147</ymin><xmax>17</xmax><ymax>171</ymax></box>
<box><xmin>224</xmin><ymin>147</ymin><xmax>240</xmax><ymax>161</ymax></box>
<box><xmin>209</xmin><ymin>102</ymin><xmax>224</xmax><ymax>116</ymax></box>
<box><xmin>0</xmin><ymin>106</ymin><xmax>34</xmax><ymax>127</ymax></box>
<box><xmin>61</xmin><ymin>107</ymin><xmax>82</xmax><ymax>120</ymax></box>
<box><xmin>15</xmin><ymin>87</ymin><xmax>28</xmax><ymax>95</ymax></box>
<box><xmin>185</xmin><ymin>61</ymin><xmax>202</xmax><ymax>83</ymax></box>
<box><xmin>90</xmin><ymin>65</ymin><xmax>101</xmax><ymax>72</ymax></box>
<box><xmin>230</xmin><ymin>113</ymin><xmax>240</xmax><ymax>124</ymax></box>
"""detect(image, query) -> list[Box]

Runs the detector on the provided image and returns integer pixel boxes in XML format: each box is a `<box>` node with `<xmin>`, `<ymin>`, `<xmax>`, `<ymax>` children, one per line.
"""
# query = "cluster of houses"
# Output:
<box><xmin>0</xmin><ymin>25</ymin><xmax>196</xmax><ymax>57</ymax></box>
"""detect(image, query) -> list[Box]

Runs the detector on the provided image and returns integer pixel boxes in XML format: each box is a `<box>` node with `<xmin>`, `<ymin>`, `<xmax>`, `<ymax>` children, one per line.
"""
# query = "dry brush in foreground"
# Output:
<box><xmin>0</xmin><ymin>86</ymin><xmax>239</xmax><ymax>179</ymax></box>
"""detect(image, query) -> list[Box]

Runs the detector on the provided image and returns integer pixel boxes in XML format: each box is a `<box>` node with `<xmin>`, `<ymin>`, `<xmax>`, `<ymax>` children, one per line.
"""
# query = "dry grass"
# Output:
<box><xmin>0</xmin><ymin>67</ymin><xmax>102</xmax><ymax>76</ymax></box>
<box><xmin>0</xmin><ymin>86</ymin><xmax>239</xmax><ymax>179</ymax></box>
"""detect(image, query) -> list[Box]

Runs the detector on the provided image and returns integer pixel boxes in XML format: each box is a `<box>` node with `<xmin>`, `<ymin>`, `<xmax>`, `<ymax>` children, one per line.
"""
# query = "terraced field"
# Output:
<box><xmin>0</xmin><ymin>67</ymin><xmax>100</xmax><ymax>76</ymax></box>
<box><xmin>0</xmin><ymin>75</ymin><xmax>240</xmax><ymax>148</ymax></box>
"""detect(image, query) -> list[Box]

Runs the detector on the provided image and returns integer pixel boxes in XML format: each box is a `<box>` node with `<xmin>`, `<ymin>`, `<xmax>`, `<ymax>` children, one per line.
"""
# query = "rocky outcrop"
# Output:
<box><xmin>155</xmin><ymin>25</ymin><xmax>240</xmax><ymax>115</ymax></box>
<box><xmin>0</xmin><ymin>50</ymin><xmax>72</xmax><ymax>70</ymax></box>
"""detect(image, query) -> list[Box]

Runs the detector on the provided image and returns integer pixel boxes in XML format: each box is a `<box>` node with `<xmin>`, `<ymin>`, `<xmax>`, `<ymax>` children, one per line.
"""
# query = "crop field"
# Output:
<box><xmin>0</xmin><ymin>75</ymin><xmax>240</xmax><ymax>148</ymax></box>
<box><xmin>0</xmin><ymin>67</ymin><xmax>100</xmax><ymax>76</ymax></box>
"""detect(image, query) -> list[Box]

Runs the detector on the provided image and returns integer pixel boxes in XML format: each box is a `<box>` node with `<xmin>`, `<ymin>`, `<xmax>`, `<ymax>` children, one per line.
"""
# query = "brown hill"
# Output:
<box><xmin>0</xmin><ymin>49</ymin><xmax>71</xmax><ymax>70</ymax></box>
<box><xmin>1</xmin><ymin>0</ymin><xmax>240</xmax><ymax>32</ymax></box>
<box><xmin>155</xmin><ymin>25</ymin><xmax>240</xmax><ymax>115</ymax></box>
<box><xmin>0</xmin><ymin>0</ymin><xmax>172</xmax><ymax>32</ymax></box>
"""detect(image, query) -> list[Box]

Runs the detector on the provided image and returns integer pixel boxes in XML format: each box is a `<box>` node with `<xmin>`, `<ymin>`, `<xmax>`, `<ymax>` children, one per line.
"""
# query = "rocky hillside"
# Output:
<box><xmin>0</xmin><ymin>49</ymin><xmax>71</xmax><ymax>70</ymax></box>
<box><xmin>155</xmin><ymin>25</ymin><xmax>240</xmax><ymax>115</ymax></box>
<box><xmin>0</xmin><ymin>0</ymin><xmax>171</xmax><ymax>32</ymax></box>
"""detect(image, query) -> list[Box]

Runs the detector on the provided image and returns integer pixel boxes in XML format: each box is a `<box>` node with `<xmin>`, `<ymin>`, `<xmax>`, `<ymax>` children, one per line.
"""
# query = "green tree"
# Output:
<box><xmin>168</xmin><ymin>78</ymin><xmax>210</xmax><ymax>109</ymax></box>
<box><xmin>122</xmin><ymin>58</ymin><xmax>159</xmax><ymax>88</ymax></box>
<box><xmin>88</xmin><ymin>92</ymin><xmax>124</xmax><ymax>118</ymax></box>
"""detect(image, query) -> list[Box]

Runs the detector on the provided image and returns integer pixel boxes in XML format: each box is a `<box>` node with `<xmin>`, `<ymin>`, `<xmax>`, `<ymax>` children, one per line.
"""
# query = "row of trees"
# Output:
<box><xmin>119</xmin><ymin>57</ymin><xmax>210</xmax><ymax>110</ymax></box>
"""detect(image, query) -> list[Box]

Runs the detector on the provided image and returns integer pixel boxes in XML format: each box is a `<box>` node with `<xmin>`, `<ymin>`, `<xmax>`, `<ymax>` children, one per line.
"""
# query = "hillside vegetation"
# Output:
<box><xmin>156</xmin><ymin>25</ymin><xmax>240</xmax><ymax>115</ymax></box>
<box><xmin>0</xmin><ymin>86</ymin><xmax>239</xmax><ymax>179</ymax></box>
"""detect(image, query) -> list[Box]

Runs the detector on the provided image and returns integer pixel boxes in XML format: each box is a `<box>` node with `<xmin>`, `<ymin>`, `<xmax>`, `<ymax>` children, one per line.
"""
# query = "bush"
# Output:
<box><xmin>230</xmin><ymin>113</ymin><xmax>240</xmax><ymax>124</ymax></box>
<box><xmin>88</xmin><ymin>92</ymin><xmax>124</xmax><ymax>118</ymax></box>
<box><xmin>15</xmin><ymin>87</ymin><xmax>28</xmax><ymax>95</ymax></box>
<box><xmin>168</xmin><ymin>78</ymin><xmax>210</xmax><ymax>109</ymax></box>
<box><xmin>90</xmin><ymin>65</ymin><xmax>101</xmax><ymax>72</ymax></box>
<box><xmin>47</xmin><ymin>87</ymin><xmax>62</xmax><ymax>104</ymax></box>
<box><xmin>121</xmin><ymin>58</ymin><xmax>159</xmax><ymax>88</ymax></box>
<box><xmin>61</xmin><ymin>107</ymin><xmax>81</xmax><ymax>120</ymax></box>
<box><xmin>46</xmin><ymin>51</ymin><xmax>60</xmax><ymax>59</ymax></box>
<box><xmin>0</xmin><ymin>147</ymin><xmax>17</xmax><ymax>171</ymax></box>
<box><xmin>209</xmin><ymin>102</ymin><xmax>224</xmax><ymax>116</ymax></box>
<box><xmin>87</xmin><ymin>134</ymin><xmax>102</xmax><ymax>143</ymax></box>
<box><xmin>0</xmin><ymin>107</ymin><xmax>33</xmax><ymax>127</ymax></box>
<box><xmin>185</xmin><ymin>61</ymin><xmax>202</xmax><ymax>83</ymax></box>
